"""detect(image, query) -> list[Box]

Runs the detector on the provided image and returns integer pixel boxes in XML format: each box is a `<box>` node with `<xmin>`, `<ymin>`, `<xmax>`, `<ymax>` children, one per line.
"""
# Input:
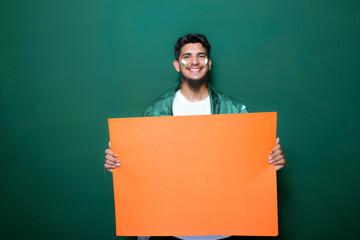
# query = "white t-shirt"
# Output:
<box><xmin>172</xmin><ymin>89</ymin><xmax>211</xmax><ymax>116</ymax></box>
<box><xmin>172</xmin><ymin>89</ymin><xmax>229</xmax><ymax>240</ymax></box>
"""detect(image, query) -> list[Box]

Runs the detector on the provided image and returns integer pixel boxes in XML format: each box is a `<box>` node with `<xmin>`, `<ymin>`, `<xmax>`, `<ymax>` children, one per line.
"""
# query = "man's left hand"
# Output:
<box><xmin>269</xmin><ymin>137</ymin><xmax>286</xmax><ymax>171</ymax></box>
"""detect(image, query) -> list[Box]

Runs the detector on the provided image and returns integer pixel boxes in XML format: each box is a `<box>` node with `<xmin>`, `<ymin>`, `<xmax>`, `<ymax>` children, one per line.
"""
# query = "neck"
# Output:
<box><xmin>180</xmin><ymin>81</ymin><xmax>209</xmax><ymax>102</ymax></box>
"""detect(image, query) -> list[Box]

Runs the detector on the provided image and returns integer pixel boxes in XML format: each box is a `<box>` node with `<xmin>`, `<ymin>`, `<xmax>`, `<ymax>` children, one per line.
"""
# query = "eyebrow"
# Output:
<box><xmin>181</xmin><ymin>51</ymin><xmax>208</xmax><ymax>57</ymax></box>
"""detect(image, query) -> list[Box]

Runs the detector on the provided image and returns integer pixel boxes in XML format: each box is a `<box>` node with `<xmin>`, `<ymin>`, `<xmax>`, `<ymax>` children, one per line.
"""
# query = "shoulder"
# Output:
<box><xmin>142</xmin><ymin>86</ymin><xmax>178</xmax><ymax>117</ymax></box>
<box><xmin>209</xmin><ymin>86</ymin><xmax>248</xmax><ymax>113</ymax></box>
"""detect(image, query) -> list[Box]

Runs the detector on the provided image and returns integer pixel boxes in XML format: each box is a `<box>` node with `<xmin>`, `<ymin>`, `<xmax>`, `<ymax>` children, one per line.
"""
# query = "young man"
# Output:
<box><xmin>104</xmin><ymin>34</ymin><xmax>286</xmax><ymax>239</ymax></box>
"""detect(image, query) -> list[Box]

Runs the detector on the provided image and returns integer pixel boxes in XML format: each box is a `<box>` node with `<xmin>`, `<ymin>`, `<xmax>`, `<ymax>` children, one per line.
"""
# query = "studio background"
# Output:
<box><xmin>1</xmin><ymin>0</ymin><xmax>359</xmax><ymax>239</ymax></box>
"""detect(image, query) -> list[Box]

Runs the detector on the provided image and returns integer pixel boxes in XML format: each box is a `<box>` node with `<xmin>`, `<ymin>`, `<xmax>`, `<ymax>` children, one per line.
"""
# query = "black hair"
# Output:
<box><xmin>174</xmin><ymin>33</ymin><xmax>211</xmax><ymax>60</ymax></box>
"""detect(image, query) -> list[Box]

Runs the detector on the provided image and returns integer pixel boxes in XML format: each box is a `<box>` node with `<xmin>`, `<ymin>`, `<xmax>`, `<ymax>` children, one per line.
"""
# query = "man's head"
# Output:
<box><xmin>174</xmin><ymin>33</ymin><xmax>211</xmax><ymax>61</ymax></box>
<box><xmin>173</xmin><ymin>34</ymin><xmax>212</xmax><ymax>92</ymax></box>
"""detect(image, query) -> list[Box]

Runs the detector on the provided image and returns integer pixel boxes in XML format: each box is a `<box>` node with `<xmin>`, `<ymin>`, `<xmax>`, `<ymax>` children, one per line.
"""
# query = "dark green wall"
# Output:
<box><xmin>1</xmin><ymin>0</ymin><xmax>359</xmax><ymax>239</ymax></box>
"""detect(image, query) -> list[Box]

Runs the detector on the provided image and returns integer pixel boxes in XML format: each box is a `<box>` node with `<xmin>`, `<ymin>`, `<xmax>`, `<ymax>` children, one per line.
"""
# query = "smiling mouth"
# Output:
<box><xmin>188</xmin><ymin>68</ymin><xmax>202</xmax><ymax>73</ymax></box>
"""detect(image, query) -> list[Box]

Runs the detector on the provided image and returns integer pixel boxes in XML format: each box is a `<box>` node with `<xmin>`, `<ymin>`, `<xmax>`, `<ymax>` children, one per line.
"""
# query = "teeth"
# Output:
<box><xmin>190</xmin><ymin>69</ymin><xmax>200</xmax><ymax>72</ymax></box>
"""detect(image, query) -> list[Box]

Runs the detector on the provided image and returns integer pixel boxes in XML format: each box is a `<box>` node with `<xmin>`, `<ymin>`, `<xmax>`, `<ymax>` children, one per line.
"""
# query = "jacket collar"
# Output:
<box><xmin>168</xmin><ymin>83</ymin><xmax>220</xmax><ymax>115</ymax></box>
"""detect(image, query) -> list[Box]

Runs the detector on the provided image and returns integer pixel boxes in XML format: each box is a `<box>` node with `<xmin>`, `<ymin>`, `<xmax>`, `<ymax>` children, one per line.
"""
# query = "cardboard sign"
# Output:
<box><xmin>108</xmin><ymin>112</ymin><xmax>278</xmax><ymax>236</ymax></box>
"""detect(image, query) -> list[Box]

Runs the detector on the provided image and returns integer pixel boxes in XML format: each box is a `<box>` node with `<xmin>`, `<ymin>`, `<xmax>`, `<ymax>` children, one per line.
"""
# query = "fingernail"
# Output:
<box><xmin>117</xmin><ymin>160</ymin><xmax>119</xmax><ymax>163</ymax></box>
<box><xmin>114</xmin><ymin>154</ymin><xmax>117</xmax><ymax>157</ymax></box>
<box><xmin>116</xmin><ymin>163</ymin><xmax>120</xmax><ymax>166</ymax></box>
<box><xmin>268</xmin><ymin>156</ymin><xmax>272</xmax><ymax>160</ymax></box>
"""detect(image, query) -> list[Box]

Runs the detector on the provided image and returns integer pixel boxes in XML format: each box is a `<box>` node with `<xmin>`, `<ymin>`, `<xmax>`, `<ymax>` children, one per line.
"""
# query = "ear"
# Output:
<box><xmin>173</xmin><ymin>60</ymin><xmax>180</xmax><ymax>72</ymax></box>
<box><xmin>208</xmin><ymin>59</ymin><xmax>212</xmax><ymax>71</ymax></box>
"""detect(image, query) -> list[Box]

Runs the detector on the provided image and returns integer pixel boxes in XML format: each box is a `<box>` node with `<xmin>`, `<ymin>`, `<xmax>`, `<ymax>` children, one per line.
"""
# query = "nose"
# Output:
<box><xmin>190</xmin><ymin>56</ymin><xmax>200</xmax><ymax>65</ymax></box>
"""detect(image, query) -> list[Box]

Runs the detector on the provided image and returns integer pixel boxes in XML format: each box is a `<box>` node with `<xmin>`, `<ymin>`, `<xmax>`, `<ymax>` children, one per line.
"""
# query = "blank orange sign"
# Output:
<box><xmin>108</xmin><ymin>112</ymin><xmax>278</xmax><ymax>237</ymax></box>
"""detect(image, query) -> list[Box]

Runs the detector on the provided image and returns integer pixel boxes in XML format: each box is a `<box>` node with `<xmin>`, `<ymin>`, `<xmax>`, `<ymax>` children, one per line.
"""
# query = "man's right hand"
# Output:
<box><xmin>104</xmin><ymin>141</ymin><xmax>120</xmax><ymax>172</ymax></box>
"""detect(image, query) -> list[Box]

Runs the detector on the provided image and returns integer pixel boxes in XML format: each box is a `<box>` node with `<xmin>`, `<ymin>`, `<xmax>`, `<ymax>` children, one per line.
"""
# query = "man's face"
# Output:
<box><xmin>173</xmin><ymin>43</ymin><xmax>212</xmax><ymax>82</ymax></box>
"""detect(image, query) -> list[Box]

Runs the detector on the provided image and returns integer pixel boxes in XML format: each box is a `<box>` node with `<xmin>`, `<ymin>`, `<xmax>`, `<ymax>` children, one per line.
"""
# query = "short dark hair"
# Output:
<box><xmin>174</xmin><ymin>33</ymin><xmax>211</xmax><ymax>60</ymax></box>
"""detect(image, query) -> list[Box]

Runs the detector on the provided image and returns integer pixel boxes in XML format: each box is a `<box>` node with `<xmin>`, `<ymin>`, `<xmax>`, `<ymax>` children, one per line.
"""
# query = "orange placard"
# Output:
<box><xmin>108</xmin><ymin>112</ymin><xmax>278</xmax><ymax>237</ymax></box>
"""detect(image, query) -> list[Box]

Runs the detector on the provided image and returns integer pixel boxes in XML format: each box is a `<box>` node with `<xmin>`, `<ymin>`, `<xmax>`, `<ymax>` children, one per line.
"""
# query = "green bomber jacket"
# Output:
<box><xmin>142</xmin><ymin>83</ymin><xmax>248</xmax><ymax>117</ymax></box>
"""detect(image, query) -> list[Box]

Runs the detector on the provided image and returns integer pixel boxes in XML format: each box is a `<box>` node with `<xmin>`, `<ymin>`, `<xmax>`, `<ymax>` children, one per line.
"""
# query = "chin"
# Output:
<box><xmin>183</xmin><ymin>76</ymin><xmax>208</xmax><ymax>92</ymax></box>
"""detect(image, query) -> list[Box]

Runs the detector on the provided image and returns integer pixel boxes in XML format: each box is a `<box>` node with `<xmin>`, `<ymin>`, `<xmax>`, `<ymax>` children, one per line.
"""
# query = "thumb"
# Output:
<box><xmin>108</xmin><ymin>141</ymin><xmax>111</xmax><ymax>148</ymax></box>
<box><xmin>276</xmin><ymin>137</ymin><xmax>280</xmax><ymax>144</ymax></box>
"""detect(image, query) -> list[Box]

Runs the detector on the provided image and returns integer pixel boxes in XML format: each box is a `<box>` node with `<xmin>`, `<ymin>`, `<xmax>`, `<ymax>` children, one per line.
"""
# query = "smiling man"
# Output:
<box><xmin>104</xmin><ymin>33</ymin><xmax>286</xmax><ymax>240</ymax></box>
<box><xmin>175</xmin><ymin>42</ymin><xmax>211</xmax><ymax>93</ymax></box>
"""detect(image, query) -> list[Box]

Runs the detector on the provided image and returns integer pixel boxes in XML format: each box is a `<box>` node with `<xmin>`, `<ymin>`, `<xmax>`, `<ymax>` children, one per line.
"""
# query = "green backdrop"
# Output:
<box><xmin>1</xmin><ymin>0</ymin><xmax>359</xmax><ymax>239</ymax></box>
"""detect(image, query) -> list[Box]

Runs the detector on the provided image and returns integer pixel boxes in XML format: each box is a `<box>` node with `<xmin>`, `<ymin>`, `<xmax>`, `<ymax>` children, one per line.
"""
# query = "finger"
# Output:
<box><xmin>269</xmin><ymin>149</ymin><xmax>283</xmax><ymax>162</ymax></box>
<box><xmin>105</xmin><ymin>161</ymin><xmax>119</xmax><ymax>167</ymax></box>
<box><xmin>105</xmin><ymin>162</ymin><xmax>118</xmax><ymax>168</ymax></box>
<box><xmin>104</xmin><ymin>163</ymin><xmax>115</xmax><ymax>172</ymax></box>
<box><xmin>105</xmin><ymin>155</ymin><xmax>119</xmax><ymax>164</ymax></box>
<box><xmin>276</xmin><ymin>137</ymin><xmax>280</xmax><ymax>144</ymax></box>
<box><xmin>271</xmin><ymin>143</ymin><xmax>281</xmax><ymax>153</ymax></box>
<box><xmin>105</xmin><ymin>158</ymin><xmax>120</xmax><ymax>166</ymax></box>
<box><xmin>276</xmin><ymin>165</ymin><xmax>284</xmax><ymax>171</ymax></box>
<box><xmin>105</xmin><ymin>148</ymin><xmax>114</xmax><ymax>155</ymax></box>
<box><xmin>271</xmin><ymin>157</ymin><xmax>286</xmax><ymax>165</ymax></box>
<box><xmin>272</xmin><ymin>144</ymin><xmax>281</xmax><ymax>153</ymax></box>
<box><xmin>105</xmin><ymin>148</ymin><xmax>117</xmax><ymax>158</ymax></box>
<box><xmin>106</xmin><ymin>157</ymin><xmax>120</xmax><ymax>165</ymax></box>
<box><xmin>270</xmin><ymin>154</ymin><xmax>285</xmax><ymax>163</ymax></box>
<box><xmin>105</xmin><ymin>154</ymin><xmax>115</xmax><ymax>161</ymax></box>
<box><xmin>270</xmin><ymin>149</ymin><xmax>283</xmax><ymax>159</ymax></box>
<box><xmin>109</xmin><ymin>141</ymin><xmax>111</xmax><ymax>148</ymax></box>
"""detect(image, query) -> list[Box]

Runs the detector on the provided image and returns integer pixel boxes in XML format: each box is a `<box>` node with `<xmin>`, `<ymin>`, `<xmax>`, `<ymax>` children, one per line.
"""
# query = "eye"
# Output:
<box><xmin>183</xmin><ymin>56</ymin><xmax>189</xmax><ymax>59</ymax></box>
